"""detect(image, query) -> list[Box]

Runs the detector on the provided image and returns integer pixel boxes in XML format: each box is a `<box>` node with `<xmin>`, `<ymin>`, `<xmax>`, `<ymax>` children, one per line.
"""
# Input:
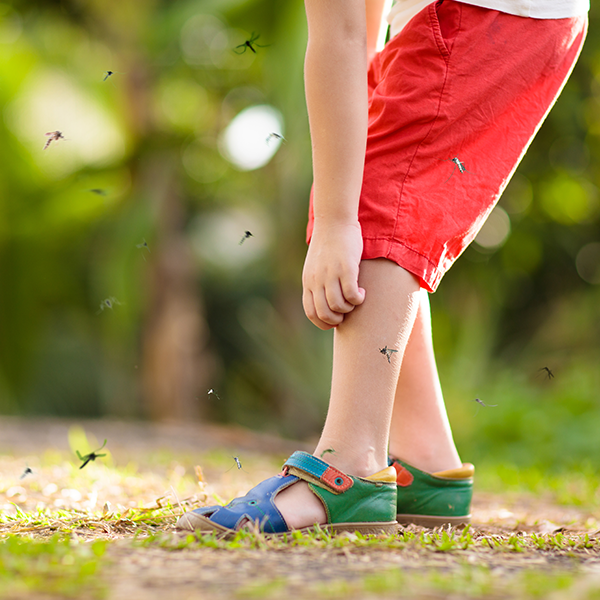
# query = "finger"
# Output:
<box><xmin>303</xmin><ymin>288</ymin><xmax>341</xmax><ymax>330</ymax></box>
<box><xmin>303</xmin><ymin>294</ymin><xmax>337</xmax><ymax>330</ymax></box>
<box><xmin>340</xmin><ymin>277</ymin><xmax>366</xmax><ymax>307</ymax></box>
<box><xmin>325</xmin><ymin>280</ymin><xmax>356</xmax><ymax>315</ymax></box>
<box><xmin>312</xmin><ymin>288</ymin><xmax>344</xmax><ymax>326</ymax></box>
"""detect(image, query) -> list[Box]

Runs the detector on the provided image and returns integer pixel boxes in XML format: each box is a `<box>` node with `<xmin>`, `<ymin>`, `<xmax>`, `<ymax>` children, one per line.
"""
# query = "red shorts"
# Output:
<box><xmin>307</xmin><ymin>1</ymin><xmax>587</xmax><ymax>292</ymax></box>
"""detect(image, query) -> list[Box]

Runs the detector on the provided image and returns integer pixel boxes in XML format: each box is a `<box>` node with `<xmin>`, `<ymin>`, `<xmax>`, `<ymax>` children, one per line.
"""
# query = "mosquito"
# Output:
<box><xmin>443</xmin><ymin>157</ymin><xmax>469</xmax><ymax>183</ymax></box>
<box><xmin>539</xmin><ymin>367</ymin><xmax>555</xmax><ymax>380</ymax></box>
<box><xmin>20</xmin><ymin>466</ymin><xmax>34</xmax><ymax>480</ymax></box>
<box><xmin>96</xmin><ymin>296</ymin><xmax>122</xmax><ymax>314</ymax></box>
<box><xmin>239</xmin><ymin>231</ymin><xmax>253</xmax><ymax>245</ymax></box>
<box><xmin>379</xmin><ymin>345</ymin><xmax>398</xmax><ymax>364</ymax></box>
<box><xmin>103</xmin><ymin>70</ymin><xmax>125</xmax><ymax>81</ymax></box>
<box><xmin>76</xmin><ymin>439</ymin><xmax>108</xmax><ymax>469</ymax></box>
<box><xmin>266</xmin><ymin>132</ymin><xmax>285</xmax><ymax>145</ymax></box>
<box><xmin>207</xmin><ymin>388</ymin><xmax>221</xmax><ymax>400</ymax></box>
<box><xmin>474</xmin><ymin>397</ymin><xmax>498</xmax><ymax>415</ymax></box>
<box><xmin>475</xmin><ymin>398</ymin><xmax>497</xmax><ymax>408</ymax></box>
<box><xmin>43</xmin><ymin>131</ymin><xmax>65</xmax><ymax>150</ymax></box>
<box><xmin>234</xmin><ymin>32</ymin><xmax>269</xmax><ymax>54</ymax></box>
<box><xmin>226</xmin><ymin>456</ymin><xmax>244</xmax><ymax>473</ymax></box>
<box><xmin>89</xmin><ymin>189</ymin><xmax>107</xmax><ymax>196</ymax></box>
<box><xmin>319</xmin><ymin>448</ymin><xmax>335</xmax><ymax>459</ymax></box>
<box><xmin>136</xmin><ymin>239</ymin><xmax>150</xmax><ymax>260</ymax></box>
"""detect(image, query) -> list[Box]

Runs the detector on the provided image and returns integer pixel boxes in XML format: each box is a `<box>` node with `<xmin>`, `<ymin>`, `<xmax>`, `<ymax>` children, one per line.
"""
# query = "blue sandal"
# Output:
<box><xmin>177</xmin><ymin>451</ymin><xmax>398</xmax><ymax>536</ymax></box>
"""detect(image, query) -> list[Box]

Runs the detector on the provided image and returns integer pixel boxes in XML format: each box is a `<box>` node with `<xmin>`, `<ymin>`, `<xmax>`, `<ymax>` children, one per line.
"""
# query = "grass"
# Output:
<box><xmin>0</xmin><ymin>534</ymin><xmax>108</xmax><ymax>598</ymax></box>
<box><xmin>475</xmin><ymin>461</ymin><xmax>600</xmax><ymax>506</ymax></box>
<box><xmin>1</xmin><ymin>429</ymin><xmax>600</xmax><ymax>599</ymax></box>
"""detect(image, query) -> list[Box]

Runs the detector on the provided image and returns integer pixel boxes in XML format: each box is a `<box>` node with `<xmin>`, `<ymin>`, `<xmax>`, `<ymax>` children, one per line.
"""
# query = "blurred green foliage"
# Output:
<box><xmin>0</xmin><ymin>0</ymin><xmax>599</xmax><ymax>469</ymax></box>
<box><xmin>0</xmin><ymin>534</ymin><xmax>106</xmax><ymax>598</ymax></box>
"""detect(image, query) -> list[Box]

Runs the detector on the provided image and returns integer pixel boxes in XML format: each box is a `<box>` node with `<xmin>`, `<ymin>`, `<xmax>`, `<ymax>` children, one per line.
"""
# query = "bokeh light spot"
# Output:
<box><xmin>539</xmin><ymin>176</ymin><xmax>598</xmax><ymax>224</ymax></box>
<box><xmin>219</xmin><ymin>105</ymin><xmax>284</xmax><ymax>171</ymax></box>
<box><xmin>6</xmin><ymin>69</ymin><xmax>125</xmax><ymax>177</ymax></box>
<box><xmin>474</xmin><ymin>206</ymin><xmax>511</xmax><ymax>251</ymax></box>
<box><xmin>189</xmin><ymin>208</ymin><xmax>269</xmax><ymax>270</ymax></box>
<box><xmin>576</xmin><ymin>243</ymin><xmax>600</xmax><ymax>285</ymax></box>
<box><xmin>501</xmin><ymin>173</ymin><xmax>533</xmax><ymax>215</ymax></box>
<box><xmin>181</xmin><ymin>14</ymin><xmax>227</xmax><ymax>67</ymax></box>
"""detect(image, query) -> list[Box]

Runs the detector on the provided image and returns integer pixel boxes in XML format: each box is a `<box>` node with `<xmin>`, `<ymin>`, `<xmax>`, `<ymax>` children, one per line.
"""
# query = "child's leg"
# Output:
<box><xmin>275</xmin><ymin>258</ymin><xmax>421</xmax><ymax>529</ymax></box>
<box><xmin>388</xmin><ymin>290</ymin><xmax>462</xmax><ymax>473</ymax></box>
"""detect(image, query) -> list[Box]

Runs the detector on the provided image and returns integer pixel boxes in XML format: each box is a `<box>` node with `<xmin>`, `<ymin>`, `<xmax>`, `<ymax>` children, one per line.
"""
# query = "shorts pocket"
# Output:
<box><xmin>429</xmin><ymin>0</ymin><xmax>462</xmax><ymax>59</ymax></box>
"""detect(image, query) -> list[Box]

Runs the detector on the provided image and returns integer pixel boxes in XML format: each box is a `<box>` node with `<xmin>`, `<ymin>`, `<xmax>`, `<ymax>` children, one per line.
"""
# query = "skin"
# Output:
<box><xmin>274</xmin><ymin>0</ymin><xmax>461</xmax><ymax>530</ymax></box>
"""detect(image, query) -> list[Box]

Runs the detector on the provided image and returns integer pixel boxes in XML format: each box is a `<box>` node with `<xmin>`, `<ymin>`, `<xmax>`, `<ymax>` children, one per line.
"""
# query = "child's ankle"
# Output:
<box><xmin>313</xmin><ymin>445</ymin><xmax>388</xmax><ymax>478</ymax></box>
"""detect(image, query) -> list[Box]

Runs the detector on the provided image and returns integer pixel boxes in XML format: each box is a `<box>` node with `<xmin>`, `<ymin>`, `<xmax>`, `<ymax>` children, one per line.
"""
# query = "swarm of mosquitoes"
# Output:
<box><xmin>37</xmin><ymin>38</ymin><xmax>559</xmax><ymax>486</ymax></box>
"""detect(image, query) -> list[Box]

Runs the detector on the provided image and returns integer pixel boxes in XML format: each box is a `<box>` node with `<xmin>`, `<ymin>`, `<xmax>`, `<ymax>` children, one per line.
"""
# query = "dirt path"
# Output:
<box><xmin>1</xmin><ymin>417</ymin><xmax>599</xmax><ymax>600</ymax></box>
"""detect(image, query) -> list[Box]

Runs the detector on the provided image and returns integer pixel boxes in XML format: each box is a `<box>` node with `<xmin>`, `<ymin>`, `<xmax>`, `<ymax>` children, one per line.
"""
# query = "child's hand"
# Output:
<box><xmin>302</xmin><ymin>221</ymin><xmax>366</xmax><ymax>330</ymax></box>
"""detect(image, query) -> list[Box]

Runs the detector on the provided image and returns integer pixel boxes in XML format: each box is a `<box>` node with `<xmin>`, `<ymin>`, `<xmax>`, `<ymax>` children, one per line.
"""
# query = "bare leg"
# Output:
<box><xmin>388</xmin><ymin>290</ymin><xmax>462</xmax><ymax>473</ymax></box>
<box><xmin>275</xmin><ymin>259</ymin><xmax>421</xmax><ymax>529</ymax></box>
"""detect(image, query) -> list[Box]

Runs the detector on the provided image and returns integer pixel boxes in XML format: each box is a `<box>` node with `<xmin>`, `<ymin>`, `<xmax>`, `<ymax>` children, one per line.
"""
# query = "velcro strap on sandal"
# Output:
<box><xmin>283</xmin><ymin>451</ymin><xmax>353</xmax><ymax>494</ymax></box>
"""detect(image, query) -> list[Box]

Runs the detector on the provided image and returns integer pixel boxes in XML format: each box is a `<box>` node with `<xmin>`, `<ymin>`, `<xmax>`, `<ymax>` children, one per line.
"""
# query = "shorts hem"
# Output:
<box><xmin>362</xmin><ymin>237</ymin><xmax>442</xmax><ymax>293</ymax></box>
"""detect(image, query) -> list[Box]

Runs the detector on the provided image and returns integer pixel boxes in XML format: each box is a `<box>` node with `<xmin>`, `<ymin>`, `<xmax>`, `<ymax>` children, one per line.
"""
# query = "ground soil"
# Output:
<box><xmin>1</xmin><ymin>417</ymin><xmax>599</xmax><ymax>600</ymax></box>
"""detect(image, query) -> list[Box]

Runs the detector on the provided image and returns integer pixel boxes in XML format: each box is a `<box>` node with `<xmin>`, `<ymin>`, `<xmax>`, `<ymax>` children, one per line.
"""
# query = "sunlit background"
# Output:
<box><xmin>0</xmin><ymin>0</ymin><xmax>599</xmax><ymax>472</ymax></box>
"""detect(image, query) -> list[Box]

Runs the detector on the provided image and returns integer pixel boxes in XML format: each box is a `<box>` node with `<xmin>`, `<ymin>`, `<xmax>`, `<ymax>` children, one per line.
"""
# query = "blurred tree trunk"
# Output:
<box><xmin>111</xmin><ymin>25</ymin><xmax>214</xmax><ymax>421</ymax></box>
<box><xmin>141</xmin><ymin>164</ymin><xmax>211</xmax><ymax>421</ymax></box>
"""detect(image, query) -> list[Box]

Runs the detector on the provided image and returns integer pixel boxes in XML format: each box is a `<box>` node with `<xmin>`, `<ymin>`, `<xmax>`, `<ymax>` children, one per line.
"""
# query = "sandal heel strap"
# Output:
<box><xmin>284</xmin><ymin>451</ymin><xmax>353</xmax><ymax>494</ymax></box>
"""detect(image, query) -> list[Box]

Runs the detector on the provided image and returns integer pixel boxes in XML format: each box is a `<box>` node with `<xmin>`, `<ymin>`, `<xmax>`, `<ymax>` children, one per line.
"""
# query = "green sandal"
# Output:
<box><xmin>177</xmin><ymin>451</ymin><xmax>399</xmax><ymax>536</ymax></box>
<box><xmin>389</xmin><ymin>457</ymin><xmax>474</xmax><ymax>527</ymax></box>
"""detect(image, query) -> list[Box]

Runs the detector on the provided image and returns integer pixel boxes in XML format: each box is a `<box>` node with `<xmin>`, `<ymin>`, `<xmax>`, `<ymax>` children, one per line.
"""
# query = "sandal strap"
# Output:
<box><xmin>283</xmin><ymin>451</ymin><xmax>353</xmax><ymax>494</ymax></box>
<box><xmin>189</xmin><ymin>474</ymin><xmax>298</xmax><ymax>533</ymax></box>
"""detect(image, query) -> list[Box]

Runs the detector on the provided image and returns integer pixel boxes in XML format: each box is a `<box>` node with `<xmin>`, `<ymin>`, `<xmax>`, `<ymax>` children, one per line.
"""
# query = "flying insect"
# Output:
<box><xmin>43</xmin><ymin>131</ymin><xmax>65</xmax><ymax>150</ymax></box>
<box><xmin>234</xmin><ymin>32</ymin><xmax>269</xmax><ymax>54</ymax></box>
<box><xmin>76</xmin><ymin>439</ymin><xmax>108</xmax><ymax>469</ymax></box>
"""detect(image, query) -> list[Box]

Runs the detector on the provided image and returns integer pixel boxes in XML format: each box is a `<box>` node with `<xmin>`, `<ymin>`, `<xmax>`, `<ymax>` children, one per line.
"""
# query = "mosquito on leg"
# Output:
<box><xmin>379</xmin><ymin>345</ymin><xmax>398</xmax><ymax>364</ymax></box>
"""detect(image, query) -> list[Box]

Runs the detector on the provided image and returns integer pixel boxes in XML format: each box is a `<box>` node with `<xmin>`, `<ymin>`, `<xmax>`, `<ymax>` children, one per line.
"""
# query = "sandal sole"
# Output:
<box><xmin>177</xmin><ymin>512</ymin><xmax>399</xmax><ymax>538</ymax></box>
<box><xmin>396</xmin><ymin>513</ymin><xmax>471</xmax><ymax>528</ymax></box>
